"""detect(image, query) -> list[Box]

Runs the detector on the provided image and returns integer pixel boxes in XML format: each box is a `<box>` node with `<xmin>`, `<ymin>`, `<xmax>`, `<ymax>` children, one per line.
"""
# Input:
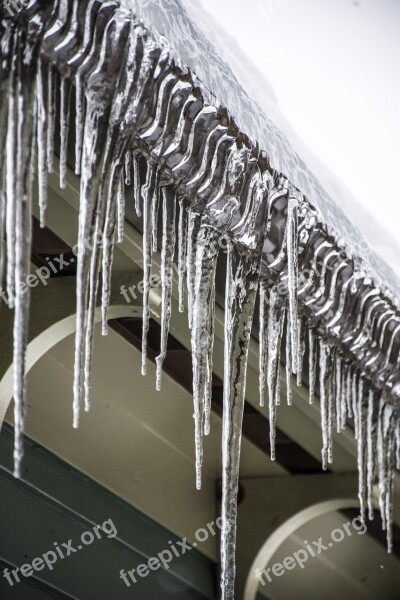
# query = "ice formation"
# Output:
<box><xmin>1</xmin><ymin>2</ymin><xmax>400</xmax><ymax>598</ymax></box>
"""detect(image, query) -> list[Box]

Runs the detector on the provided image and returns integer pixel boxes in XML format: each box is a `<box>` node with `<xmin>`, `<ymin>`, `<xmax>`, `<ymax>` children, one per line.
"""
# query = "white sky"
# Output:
<box><xmin>198</xmin><ymin>0</ymin><xmax>400</xmax><ymax>244</ymax></box>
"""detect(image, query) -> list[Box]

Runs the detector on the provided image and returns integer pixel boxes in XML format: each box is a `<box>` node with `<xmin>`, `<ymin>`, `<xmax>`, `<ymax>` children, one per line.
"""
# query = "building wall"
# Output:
<box><xmin>0</xmin><ymin>424</ymin><xmax>217</xmax><ymax>599</ymax></box>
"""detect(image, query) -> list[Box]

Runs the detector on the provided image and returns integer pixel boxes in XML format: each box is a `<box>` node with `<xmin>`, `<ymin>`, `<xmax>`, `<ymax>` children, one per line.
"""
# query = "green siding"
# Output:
<box><xmin>0</xmin><ymin>424</ymin><xmax>216</xmax><ymax>599</ymax></box>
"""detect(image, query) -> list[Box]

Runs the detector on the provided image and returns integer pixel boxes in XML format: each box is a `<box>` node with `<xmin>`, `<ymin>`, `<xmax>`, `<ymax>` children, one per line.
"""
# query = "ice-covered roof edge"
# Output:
<box><xmin>125</xmin><ymin>0</ymin><xmax>400</xmax><ymax>298</ymax></box>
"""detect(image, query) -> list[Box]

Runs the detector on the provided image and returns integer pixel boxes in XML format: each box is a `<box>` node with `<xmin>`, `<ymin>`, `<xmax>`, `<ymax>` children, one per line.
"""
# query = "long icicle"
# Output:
<box><xmin>335</xmin><ymin>354</ymin><xmax>342</xmax><ymax>433</ymax></box>
<box><xmin>352</xmin><ymin>369</ymin><xmax>359</xmax><ymax>440</ymax></box>
<box><xmin>267</xmin><ymin>287</ymin><xmax>285</xmax><ymax>460</ymax></box>
<box><xmin>221</xmin><ymin>244</ymin><xmax>260</xmax><ymax>600</ymax></box>
<box><xmin>141</xmin><ymin>160</ymin><xmax>157</xmax><ymax>376</ymax></box>
<box><xmin>327</xmin><ymin>348</ymin><xmax>334</xmax><ymax>464</ymax></box>
<box><xmin>46</xmin><ymin>65</ymin><xmax>55</xmax><ymax>174</ymax></box>
<box><xmin>101</xmin><ymin>160</ymin><xmax>122</xmax><ymax>336</ymax></box>
<box><xmin>287</xmin><ymin>194</ymin><xmax>299</xmax><ymax>374</ymax></box>
<box><xmin>366</xmin><ymin>388</ymin><xmax>378</xmax><ymax>520</ymax></box>
<box><xmin>124</xmin><ymin>149</ymin><xmax>132</xmax><ymax>186</ymax></box>
<box><xmin>155</xmin><ymin>185</ymin><xmax>176</xmax><ymax>391</ymax></box>
<box><xmin>308</xmin><ymin>326</ymin><xmax>317</xmax><ymax>404</ymax></box>
<box><xmin>36</xmin><ymin>56</ymin><xmax>48</xmax><ymax>227</ymax></box>
<box><xmin>73</xmin><ymin>100</ymin><xmax>109</xmax><ymax>428</ymax></box>
<box><xmin>13</xmin><ymin>33</ymin><xmax>37</xmax><ymax>476</ymax></box>
<box><xmin>0</xmin><ymin>25</ymin><xmax>12</xmax><ymax>291</ymax></box>
<box><xmin>339</xmin><ymin>360</ymin><xmax>347</xmax><ymax>430</ymax></box>
<box><xmin>59</xmin><ymin>76</ymin><xmax>71</xmax><ymax>190</ymax></box>
<box><xmin>151</xmin><ymin>164</ymin><xmax>160</xmax><ymax>251</ymax></box>
<box><xmin>357</xmin><ymin>377</ymin><xmax>368</xmax><ymax>522</ymax></box>
<box><xmin>285</xmin><ymin>312</ymin><xmax>293</xmax><ymax>406</ymax></box>
<box><xmin>83</xmin><ymin>126</ymin><xmax>124</xmax><ymax>412</ymax></box>
<box><xmin>177</xmin><ymin>196</ymin><xmax>188</xmax><ymax>313</ymax></box>
<box><xmin>74</xmin><ymin>73</ymin><xmax>84</xmax><ymax>175</ymax></box>
<box><xmin>133</xmin><ymin>152</ymin><xmax>142</xmax><ymax>218</ymax></box>
<box><xmin>259</xmin><ymin>279</ymin><xmax>269</xmax><ymax>407</ymax></box>
<box><xmin>5</xmin><ymin>31</ymin><xmax>18</xmax><ymax>310</ymax></box>
<box><xmin>205</xmin><ymin>273</ymin><xmax>216</xmax><ymax>437</ymax></box>
<box><xmin>296</xmin><ymin>316</ymin><xmax>304</xmax><ymax>386</ymax></box>
<box><xmin>190</xmin><ymin>219</ymin><xmax>220</xmax><ymax>488</ymax></box>
<box><xmin>319</xmin><ymin>339</ymin><xmax>330</xmax><ymax>470</ymax></box>
<box><xmin>116</xmin><ymin>171</ymin><xmax>126</xmax><ymax>243</ymax></box>
<box><xmin>186</xmin><ymin>208</ymin><xmax>201</xmax><ymax>330</ymax></box>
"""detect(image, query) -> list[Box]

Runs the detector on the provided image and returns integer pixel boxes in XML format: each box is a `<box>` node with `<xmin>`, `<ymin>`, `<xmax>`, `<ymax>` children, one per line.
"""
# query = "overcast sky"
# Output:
<box><xmin>198</xmin><ymin>0</ymin><xmax>400</xmax><ymax>245</ymax></box>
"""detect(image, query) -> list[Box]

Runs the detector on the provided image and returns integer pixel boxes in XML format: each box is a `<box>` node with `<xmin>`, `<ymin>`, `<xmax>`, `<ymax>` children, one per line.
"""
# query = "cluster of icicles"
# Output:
<box><xmin>1</xmin><ymin>3</ymin><xmax>400</xmax><ymax>598</ymax></box>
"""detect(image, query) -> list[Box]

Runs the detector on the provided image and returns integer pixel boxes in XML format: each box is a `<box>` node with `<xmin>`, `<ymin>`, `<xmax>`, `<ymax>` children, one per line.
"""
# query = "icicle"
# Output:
<box><xmin>258</xmin><ymin>279</ymin><xmax>269</xmax><ymax>407</ymax></box>
<box><xmin>275</xmin><ymin>366</ymin><xmax>281</xmax><ymax>406</ymax></box>
<box><xmin>267</xmin><ymin>287</ymin><xmax>285</xmax><ymax>460</ymax></box>
<box><xmin>36</xmin><ymin>57</ymin><xmax>48</xmax><ymax>227</ymax></box>
<box><xmin>395</xmin><ymin>423</ymin><xmax>400</xmax><ymax>470</ymax></box>
<box><xmin>83</xmin><ymin>141</ymin><xmax>122</xmax><ymax>412</ymax></box>
<box><xmin>5</xmin><ymin>37</ymin><xmax>18</xmax><ymax>309</ymax></box>
<box><xmin>357</xmin><ymin>378</ymin><xmax>368</xmax><ymax>522</ymax></box>
<box><xmin>327</xmin><ymin>351</ymin><xmax>334</xmax><ymax>465</ymax></box>
<box><xmin>73</xmin><ymin>104</ymin><xmax>110</xmax><ymax>428</ymax></box>
<box><xmin>285</xmin><ymin>315</ymin><xmax>293</xmax><ymax>405</ymax></box>
<box><xmin>116</xmin><ymin>172</ymin><xmax>125</xmax><ymax>243</ymax></box>
<box><xmin>124</xmin><ymin>150</ymin><xmax>132</xmax><ymax>186</ymax></box>
<box><xmin>339</xmin><ymin>361</ymin><xmax>347</xmax><ymax>430</ymax></box>
<box><xmin>141</xmin><ymin>160</ymin><xmax>158</xmax><ymax>376</ymax></box>
<box><xmin>385</xmin><ymin>435</ymin><xmax>395</xmax><ymax>553</ymax></box>
<box><xmin>133</xmin><ymin>152</ymin><xmax>142</xmax><ymax>218</ymax></box>
<box><xmin>13</xmin><ymin>34</ymin><xmax>37</xmax><ymax>476</ymax></box>
<box><xmin>0</xmin><ymin>192</ymin><xmax>5</xmax><ymax>292</ymax></box>
<box><xmin>287</xmin><ymin>194</ymin><xmax>299</xmax><ymax>374</ymax></box>
<box><xmin>189</xmin><ymin>219</ymin><xmax>220</xmax><ymax>488</ymax></box>
<box><xmin>74</xmin><ymin>73</ymin><xmax>84</xmax><ymax>175</ymax></box>
<box><xmin>101</xmin><ymin>162</ymin><xmax>121</xmax><ymax>336</ymax></box>
<box><xmin>377</xmin><ymin>398</ymin><xmax>396</xmax><ymax>551</ymax></box>
<box><xmin>72</xmin><ymin>0</ymin><xmax>135</xmax><ymax>422</ymax></box>
<box><xmin>177</xmin><ymin>196</ymin><xmax>188</xmax><ymax>313</ymax></box>
<box><xmin>296</xmin><ymin>316</ymin><xmax>304</xmax><ymax>386</ymax></box>
<box><xmin>308</xmin><ymin>326</ymin><xmax>317</xmax><ymax>404</ymax></box>
<box><xmin>335</xmin><ymin>355</ymin><xmax>342</xmax><ymax>432</ymax></box>
<box><xmin>367</xmin><ymin>389</ymin><xmax>378</xmax><ymax>520</ymax></box>
<box><xmin>220</xmin><ymin>245</ymin><xmax>260</xmax><ymax>600</ymax></box>
<box><xmin>0</xmin><ymin>35</ymin><xmax>10</xmax><ymax>283</ymax></box>
<box><xmin>377</xmin><ymin>398</ymin><xmax>387</xmax><ymax>530</ymax></box>
<box><xmin>155</xmin><ymin>186</ymin><xmax>176</xmax><ymax>391</ymax></box>
<box><xmin>346</xmin><ymin>366</ymin><xmax>354</xmax><ymax>419</ymax></box>
<box><xmin>205</xmin><ymin>275</ymin><xmax>215</xmax><ymax>436</ymax></box>
<box><xmin>0</xmin><ymin>28</ymin><xmax>12</xmax><ymax>191</ymax></box>
<box><xmin>59</xmin><ymin>76</ymin><xmax>71</xmax><ymax>190</ymax></box>
<box><xmin>352</xmin><ymin>370</ymin><xmax>359</xmax><ymax>440</ymax></box>
<box><xmin>186</xmin><ymin>208</ymin><xmax>201</xmax><ymax>330</ymax></box>
<box><xmin>151</xmin><ymin>166</ymin><xmax>161</xmax><ymax>252</ymax></box>
<box><xmin>46</xmin><ymin>65</ymin><xmax>55</xmax><ymax>173</ymax></box>
<box><xmin>83</xmin><ymin>233</ymin><xmax>101</xmax><ymax>413</ymax></box>
<box><xmin>319</xmin><ymin>339</ymin><xmax>330</xmax><ymax>470</ymax></box>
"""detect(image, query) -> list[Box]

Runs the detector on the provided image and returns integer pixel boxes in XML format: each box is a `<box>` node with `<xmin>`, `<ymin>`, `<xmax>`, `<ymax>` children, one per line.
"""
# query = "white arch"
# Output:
<box><xmin>244</xmin><ymin>498</ymin><xmax>361</xmax><ymax>600</ymax></box>
<box><xmin>0</xmin><ymin>305</ymin><xmax>140</xmax><ymax>428</ymax></box>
